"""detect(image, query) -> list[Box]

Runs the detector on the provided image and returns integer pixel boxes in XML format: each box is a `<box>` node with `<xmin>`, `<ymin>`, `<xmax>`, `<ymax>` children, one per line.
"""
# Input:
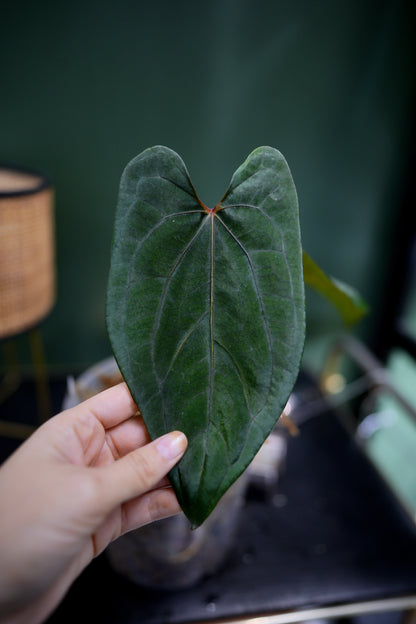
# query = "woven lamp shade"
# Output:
<box><xmin>0</xmin><ymin>166</ymin><xmax>55</xmax><ymax>340</ymax></box>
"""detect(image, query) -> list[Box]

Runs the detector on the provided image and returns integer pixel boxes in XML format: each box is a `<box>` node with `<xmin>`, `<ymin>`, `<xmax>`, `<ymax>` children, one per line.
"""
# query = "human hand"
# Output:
<box><xmin>0</xmin><ymin>382</ymin><xmax>187</xmax><ymax>624</ymax></box>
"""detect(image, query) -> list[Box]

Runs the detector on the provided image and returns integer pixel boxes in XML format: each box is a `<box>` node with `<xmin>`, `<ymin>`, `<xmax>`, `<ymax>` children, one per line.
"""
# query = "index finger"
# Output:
<box><xmin>78</xmin><ymin>382</ymin><xmax>140</xmax><ymax>429</ymax></box>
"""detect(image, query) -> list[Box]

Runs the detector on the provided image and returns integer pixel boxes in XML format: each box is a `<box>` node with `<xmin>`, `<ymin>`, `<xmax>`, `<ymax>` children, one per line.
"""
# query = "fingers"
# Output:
<box><xmin>104</xmin><ymin>415</ymin><xmax>151</xmax><ymax>459</ymax></box>
<box><xmin>95</xmin><ymin>431</ymin><xmax>187</xmax><ymax>512</ymax></box>
<box><xmin>91</xmin><ymin>485</ymin><xmax>183</xmax><ymax>556</ymax></box>
<box><xmin>78</xmin><ymin>382</ymin><xmax>139</xmax><ymax>429</ymax></box>
<box><xmin>121</xmin><ymin>486</ymin><xmax>182</xmax><ymax>534</ymax></box>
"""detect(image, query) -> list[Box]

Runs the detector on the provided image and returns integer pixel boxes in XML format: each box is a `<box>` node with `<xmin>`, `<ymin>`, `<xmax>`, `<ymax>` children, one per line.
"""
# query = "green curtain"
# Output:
<box><xmin>0</xmin><ymin>0</ymin><xmax>414</xmax><ymax>373</ymax></box>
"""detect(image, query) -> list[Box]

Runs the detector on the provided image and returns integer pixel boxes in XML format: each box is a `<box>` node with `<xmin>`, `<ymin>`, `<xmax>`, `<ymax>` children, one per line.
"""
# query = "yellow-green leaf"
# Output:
<box><xmin>303</xmin><ymin>250</ymin><xmax>368</xmax><ymax>326</ymax></box>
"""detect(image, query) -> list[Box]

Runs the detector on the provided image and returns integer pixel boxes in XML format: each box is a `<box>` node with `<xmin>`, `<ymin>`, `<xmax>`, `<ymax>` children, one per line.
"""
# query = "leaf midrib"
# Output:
<box><xmin>145</xmin><ymin>198</ymin><xmax>296</xmax><ymax>508</ymax></box>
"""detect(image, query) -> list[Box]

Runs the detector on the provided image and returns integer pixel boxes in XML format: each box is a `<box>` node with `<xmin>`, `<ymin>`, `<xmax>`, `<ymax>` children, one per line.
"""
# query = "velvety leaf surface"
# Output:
<box><xmin>106</xmin><ymin>146</ymin><xmax>305</xmax><ymax>527</ymax></box>
<box><xmin>302</xmin><ymin>250</ymin><xmax>368</xmax><ymax>326</ymax></box>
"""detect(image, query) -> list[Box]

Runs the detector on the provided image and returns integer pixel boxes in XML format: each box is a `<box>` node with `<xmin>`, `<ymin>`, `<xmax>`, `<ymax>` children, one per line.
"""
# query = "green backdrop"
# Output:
<box><xmin>0</xmin><ymin>0</ymin><xmax>414</xmax><ymax>375</ymax></box>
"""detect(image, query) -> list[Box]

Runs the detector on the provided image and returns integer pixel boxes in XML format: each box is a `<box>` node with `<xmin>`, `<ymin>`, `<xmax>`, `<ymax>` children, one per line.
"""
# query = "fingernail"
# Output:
<box><xmin>156</xmin><ymin>432</ymin><xmax>187</xmax><ymax>460</ymax></box>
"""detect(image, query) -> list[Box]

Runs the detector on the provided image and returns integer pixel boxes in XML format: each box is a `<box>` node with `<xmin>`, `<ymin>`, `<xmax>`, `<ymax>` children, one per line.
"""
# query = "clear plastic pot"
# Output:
<box><xmin>106</xmin><ymin>474</ymin><xmax>247</xmax><ymax>589</ymax></box>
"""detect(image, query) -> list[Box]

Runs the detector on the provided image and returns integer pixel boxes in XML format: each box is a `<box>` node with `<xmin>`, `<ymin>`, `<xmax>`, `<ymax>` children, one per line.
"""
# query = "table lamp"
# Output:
<box><xmin>0</xmin><ymin>164</ymin><xmax>56</xmax><ymax>436</ymax></box>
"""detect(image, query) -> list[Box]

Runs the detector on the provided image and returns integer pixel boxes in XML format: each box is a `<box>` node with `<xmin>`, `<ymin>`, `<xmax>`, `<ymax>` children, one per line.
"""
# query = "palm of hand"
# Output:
<box><xmin>0</xmin><ymin>383</ymin><xmax>185</xmax><ymax>624</ymax></box>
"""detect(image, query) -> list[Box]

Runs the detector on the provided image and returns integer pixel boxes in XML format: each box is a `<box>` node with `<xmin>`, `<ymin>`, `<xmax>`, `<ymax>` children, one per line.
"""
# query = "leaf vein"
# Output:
<box><xmin>162</xmin><ymin>311</ymin><xmax>210</xmax><ymax>382</ymax></box>
<box><xmin>151</xmin><ymin>216</ymin><xmax>211</xmax><ymax>418</ymax></box>
<box><xmin>214</xmin><ymin>213</ymin><xmax>274</xmax><ymax>414</ymax></box>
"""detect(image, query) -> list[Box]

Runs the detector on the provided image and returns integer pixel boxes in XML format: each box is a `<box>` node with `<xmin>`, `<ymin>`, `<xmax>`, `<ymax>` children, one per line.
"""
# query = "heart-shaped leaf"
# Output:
<box><xmin>106</xmin><ymin>146</ymin><xmax>305</xmax><ymax>527</ymax></box>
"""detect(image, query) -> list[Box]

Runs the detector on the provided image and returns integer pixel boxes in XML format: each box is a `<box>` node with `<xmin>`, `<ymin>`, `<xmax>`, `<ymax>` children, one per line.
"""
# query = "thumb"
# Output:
<box><xmin>95</xmin><ymin>431</ymin><xmax>187</xmax><ymax>510</ymax></box>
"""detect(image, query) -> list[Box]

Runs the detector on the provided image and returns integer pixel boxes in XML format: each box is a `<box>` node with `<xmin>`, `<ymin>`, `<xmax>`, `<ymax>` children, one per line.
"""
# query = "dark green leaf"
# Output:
<box><xmin>106</xmin><ymin>146</ymin><xmax>305</xmax><ymax>527</ymax></box>
<box><xmin>302</xmin><ymin>250</ymin><xmax>368</xmax><ymax>326</ymax></box>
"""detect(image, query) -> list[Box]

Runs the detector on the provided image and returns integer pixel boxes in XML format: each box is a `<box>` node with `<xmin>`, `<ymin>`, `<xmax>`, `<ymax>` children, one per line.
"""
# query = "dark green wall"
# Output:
<box><xmin>1</xmin><ymin>0</ymin><xmax>414</xmax><ymax>374</ymax></box>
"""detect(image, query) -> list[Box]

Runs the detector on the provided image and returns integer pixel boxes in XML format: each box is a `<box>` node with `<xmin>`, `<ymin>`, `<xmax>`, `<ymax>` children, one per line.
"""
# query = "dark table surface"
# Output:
<box><xmin>1</xmin><ymin>374</ymin><xmax>416</xmax><ymax>623</ymax></box>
